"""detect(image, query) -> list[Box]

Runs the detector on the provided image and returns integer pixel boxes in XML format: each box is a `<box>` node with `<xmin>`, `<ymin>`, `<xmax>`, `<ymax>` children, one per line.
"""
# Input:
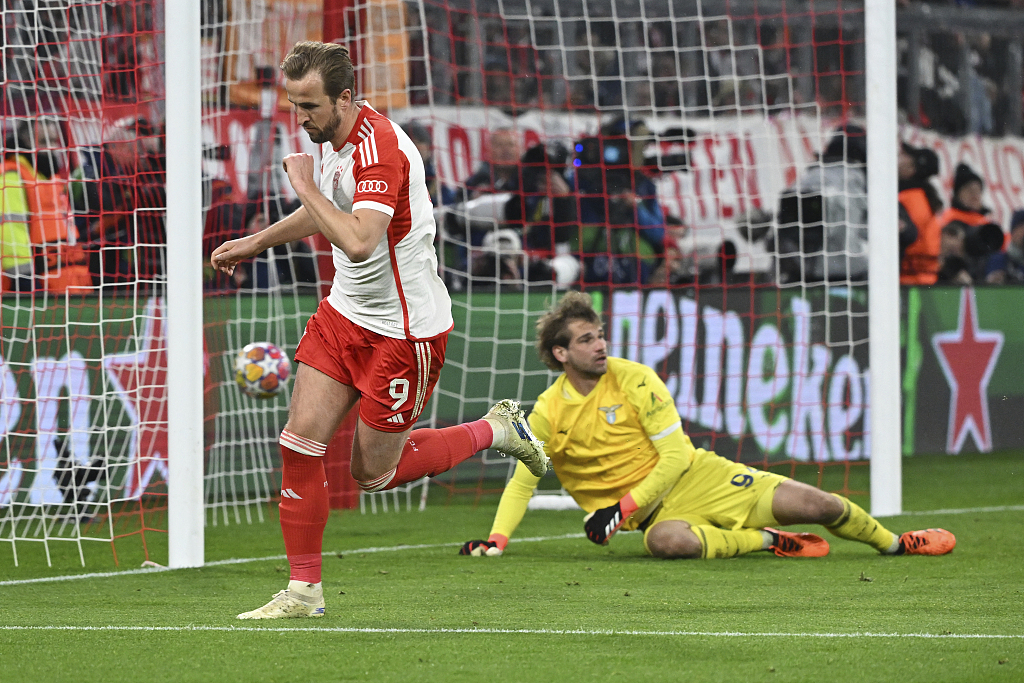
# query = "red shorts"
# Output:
<box><xmin>294</xmin><ymin>299</ymin><xmax>448</xmax><ymax>433</ymax></box>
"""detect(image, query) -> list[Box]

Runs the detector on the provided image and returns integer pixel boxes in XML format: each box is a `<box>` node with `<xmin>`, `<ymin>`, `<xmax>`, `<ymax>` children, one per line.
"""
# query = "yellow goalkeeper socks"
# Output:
<box><xmin>692</xmin><ymin>526</ymin><xmax>766</xmax><ymax>559</ymax></box>
<box><xmin>824</xmin><ymin>495</ymin><xmax>900</xmax><ymax>553</ymax></box>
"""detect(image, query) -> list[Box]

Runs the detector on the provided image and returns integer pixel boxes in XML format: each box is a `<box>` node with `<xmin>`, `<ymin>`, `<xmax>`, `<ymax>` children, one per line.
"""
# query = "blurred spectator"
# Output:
<box><xmin>898</xmin><ymin>203</ymin><xmax>919</xmax><ymax>264</ymax></box>
<box><xmin>0</xmin><ymin>128</ymin><xmax>37</xmax><ymax>291</ymax></box>
<box><xmin>502</xmin><ymin>143</ymin><xmax>578</xmax><ymax>283</ymax></box>
<box><xmin>439</xmin><ymin>128</ymin><xmax>522</xmax><ymax>286</ymax></box>
<box><xmin>481</xmin><ymin>22</ymin><xmax>542</xmax><ymax>112</ymax></box>
<box><xmin>927</xmin><ymin>163</ymin><xmax>1003</xmax><ymax>282</ymax></box>
<box><xmin>403</xmin><ymin>120</ymin><xmax>456</xmax><ymax>207</ymax></box>
<box><xmin>0</xmin><ymin>119</ymin><xmax>89</xmax><ymax>293</ymax></box>
<box><xmin>28</xmin><ymin>117</ymin><xmax>91</xmax><ymax>292</ymax></box>
<box><xmin>985</xmin><ymin>209</ymin><xmax>1024</xmax><ymax>284</ymax></box>
<box><xmin>899</xmin><ymin>143</ymin><xmax>943</xmax><ymax>284</ymax></box>
<box><xmin>773</xmin><ymin>125</ymin><xmax>868</xmax><ymax>284</ymax></box>
<box><xmin>700</xmin><ymin>20</ymin><xmax>764</xmax><ymax>113</ymax></box>
<box><xmin>75</xmin><ymin>116</ymin><xmax>167</xmax><ymax>287</ymax></box>
<box><xmin>573</xmin><ymin>118</ymin><xmax>666</xmax><ymax>284</ymax></box>
<box><xmin>202</xmin><ymin>178</ymin><xmax>250</xmax><ymax>285</ymax></box>
<box><xmin>936</xmin><ymin>222</ymin><xmax>974</xmax><ymax>285</ymax></box>
<box><xmin>758</xmin><ymin>25</ymin><xmax>793</xmax><ymax>113</ymax></box>
<box><xmin>648</xmin><ymin>216</ymin><xmax>691</xmax><ymax>286</ymax></box>
<box><xmin>462</xmin><ymin>128</ymin><xmax>522</xmax><ymax>199</ymax></box>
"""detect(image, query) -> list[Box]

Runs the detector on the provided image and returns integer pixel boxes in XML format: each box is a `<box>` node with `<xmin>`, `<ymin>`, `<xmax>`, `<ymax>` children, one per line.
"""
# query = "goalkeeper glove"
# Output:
<box><xmin>583</xmin><ymin>493</ymin><xmax>638</xmax><ymax>545</ymax></box>
<box><xmin>459</xmin><ymin>533</ymin><xmax>508</xmax><ymax>556</ymax></box>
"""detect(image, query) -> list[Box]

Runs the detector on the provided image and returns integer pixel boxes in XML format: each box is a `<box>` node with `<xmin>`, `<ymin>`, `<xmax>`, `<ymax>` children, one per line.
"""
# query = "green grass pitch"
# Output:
<box><xmin>1</xmin><ymin>451</ymin><xmax>1022</xmax><ymax>683</ymax></box>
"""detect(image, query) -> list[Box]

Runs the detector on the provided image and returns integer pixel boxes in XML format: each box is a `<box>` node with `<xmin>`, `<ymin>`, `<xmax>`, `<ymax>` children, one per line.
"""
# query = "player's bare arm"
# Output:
<box><xmin>281</xmin><ymin>152</ymin><xmax>391</xmax><ymax>263</ymax></box>
<box><xmin>210</xmin><ymin>205</ymin><xmax>319</xmax><ymax>275</ymax></box>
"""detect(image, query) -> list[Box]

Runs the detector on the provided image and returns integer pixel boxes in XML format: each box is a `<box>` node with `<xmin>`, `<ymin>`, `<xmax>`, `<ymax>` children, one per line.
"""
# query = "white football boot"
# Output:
<box><xmin>236</xmin><ymin>581</ymin><xmax>325</xmax><ymax>619</ymax></box>
<box><xmin>484</xmin><ymin>399</ymin><xmax>549</xmax><ymax>477</ymax></box>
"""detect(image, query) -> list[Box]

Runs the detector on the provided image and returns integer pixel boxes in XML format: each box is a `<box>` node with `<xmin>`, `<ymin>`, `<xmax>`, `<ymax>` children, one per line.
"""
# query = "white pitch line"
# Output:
<box><xmin>0</xmin><ymin>625</ymin><xmax>1021</xmax><ymax>639</ymax></box>
<box><xmin>3</xmin><ymin>503</ymin><xmax>1023</xmax><ymax>588</ymax></box>
<box><xmin>887</xmin><ymin>504</ymin><xmax>1024</xmax><ymax>517</ymax></box>
<box><xmin>0</xmin><ymin>533</ymin><xmax>584</xmax><ymax>587</ymax></box>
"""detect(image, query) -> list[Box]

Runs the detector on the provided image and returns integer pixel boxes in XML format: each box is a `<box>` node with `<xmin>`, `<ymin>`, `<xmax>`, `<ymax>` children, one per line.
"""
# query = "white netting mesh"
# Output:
<box><xmin>0</xmin><ymin>1</ymin><xmax>172</xmax><ymax>566</ymax></box>
<box><xmin>1</xmin><ymin>0</ymin><xmax>872</xmax><ymax>568</ymax></box>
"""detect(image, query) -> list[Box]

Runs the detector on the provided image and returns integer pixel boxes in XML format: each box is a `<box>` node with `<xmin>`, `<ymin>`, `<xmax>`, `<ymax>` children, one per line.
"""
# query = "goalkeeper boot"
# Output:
<box><xmin>236</xmin><ymin>582</ymin><xmax>325</xmax><ymax>619</ymax></box>
<box><xmin>484</xmin><ymin>399</ymin><xmax>549</xmax><ymax>477</ymax></box>
<box><xmin>766</xmin><ymin>528</ymin><xmax>830</xmax><ymax>558</ymax></box>
<box><xmin>898</xmin><ymin>528</ymin><xmax>956</xmax><ymax>556</ymax></box>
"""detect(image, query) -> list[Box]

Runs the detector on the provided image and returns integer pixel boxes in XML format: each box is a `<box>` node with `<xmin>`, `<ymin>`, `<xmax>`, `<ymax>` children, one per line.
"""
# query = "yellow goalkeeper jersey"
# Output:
<box><xmin>528</xmin><ymin>356</ymin><xmax>692</xmax><ymax>512</ymax></box>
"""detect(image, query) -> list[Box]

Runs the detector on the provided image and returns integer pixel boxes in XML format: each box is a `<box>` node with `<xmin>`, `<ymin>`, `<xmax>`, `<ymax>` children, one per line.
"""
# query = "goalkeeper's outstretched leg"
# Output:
<box><xmin>643</xmin><ymin>479</ymin><xmax>955</xmax><ymax>560</ymax></box>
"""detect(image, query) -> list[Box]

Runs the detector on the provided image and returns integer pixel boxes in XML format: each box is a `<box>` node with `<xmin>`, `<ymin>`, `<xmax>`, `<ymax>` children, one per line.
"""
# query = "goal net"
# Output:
<box><xmin>355</xmin><ymin>0</ymin><xmax>872</xmax><ymax>502</ymax></box>
<box><xmin>0</xmin><ymin>0</ymin><xmax>172</xmax><ymax>566</ymax></box>
<box><xmin>0</xmin><ymin>0</ymin><xmax>874</xmax><ymax>568</ymax></box>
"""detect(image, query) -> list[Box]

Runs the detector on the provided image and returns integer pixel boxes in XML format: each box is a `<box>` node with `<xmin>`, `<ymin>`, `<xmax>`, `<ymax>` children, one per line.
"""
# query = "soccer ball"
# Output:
<box><xmin>234</xmin><ymin>341</ymin><xmax>291</xmax><ymax>399</ymax></box>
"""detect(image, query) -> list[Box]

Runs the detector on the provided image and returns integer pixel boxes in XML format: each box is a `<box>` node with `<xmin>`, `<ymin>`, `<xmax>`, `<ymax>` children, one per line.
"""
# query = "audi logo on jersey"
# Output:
<box><xmin>356</xmin><ymin>179</ymin><xmax>388</xmax><ymax>194</ymax></box>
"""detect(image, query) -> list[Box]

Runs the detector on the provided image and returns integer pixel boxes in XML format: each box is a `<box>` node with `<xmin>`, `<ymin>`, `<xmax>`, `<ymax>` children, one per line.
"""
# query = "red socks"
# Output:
<box><xmin>278</xmin><ymin>420</ymin><xmax>491</xmax><ymax>581</ymax></box>
<box><xmin>278</xmin><ymin>430</ymin><xmax>329</xmax><ymax>584</ymax></box>
<box><xmin>357</xmin><ymin>420</ymin><xmax>493</xmax><ymax>492</ymax></box>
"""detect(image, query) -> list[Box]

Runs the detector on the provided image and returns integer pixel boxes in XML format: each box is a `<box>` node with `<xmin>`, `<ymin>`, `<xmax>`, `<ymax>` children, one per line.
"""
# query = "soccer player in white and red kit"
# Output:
<box><xmin>211</xmin><ymin>41</ymin><xmax>548</xmax><ymax>619</ymax></box>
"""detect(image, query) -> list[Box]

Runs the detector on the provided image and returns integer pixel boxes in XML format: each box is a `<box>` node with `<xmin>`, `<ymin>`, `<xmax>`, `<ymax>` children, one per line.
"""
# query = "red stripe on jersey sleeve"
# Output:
<box><xmin>387</xmin><ymin>178</ymin><xmax>414</xmax><ymax>336</ymax></box>
<box><xmin>352</xmin><ymin>117</ymin><xmax>405</xmax><ymax>215</ymax></box>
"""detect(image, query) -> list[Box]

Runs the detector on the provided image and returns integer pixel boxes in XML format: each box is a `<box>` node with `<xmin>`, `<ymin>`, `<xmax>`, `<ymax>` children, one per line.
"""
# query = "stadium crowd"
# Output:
<box><xmin>3</xmin><ymin>0</ymin><xmax>1024</xmax><ymax>292</ymax></box>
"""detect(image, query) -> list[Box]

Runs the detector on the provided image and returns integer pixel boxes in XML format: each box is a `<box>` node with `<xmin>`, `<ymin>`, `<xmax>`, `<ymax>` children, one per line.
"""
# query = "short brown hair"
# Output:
<box><xmin>280</xmin><ymin>41</ymin><xmax>355</xmax><ymax>102</ymax></box>
<box><xmin>535</xmin><ymin>291</ymin><xmax>601</xmax><ymax>371</ymax></box>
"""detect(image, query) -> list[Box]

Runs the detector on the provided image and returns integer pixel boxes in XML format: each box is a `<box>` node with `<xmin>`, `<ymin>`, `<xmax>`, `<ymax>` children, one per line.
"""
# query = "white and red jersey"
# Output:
<box><xmin>318</xmin><ymin>103</ymin><xmax>452</xmax><ymax>340</ymax></box>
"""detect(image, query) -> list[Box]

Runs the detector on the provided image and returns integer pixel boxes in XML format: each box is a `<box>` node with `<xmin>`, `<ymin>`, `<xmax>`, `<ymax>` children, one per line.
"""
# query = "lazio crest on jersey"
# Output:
<box><xmin>598</xmin><ymin>404</ymin><xmax>623</xmax><ymax>424</ymax></box>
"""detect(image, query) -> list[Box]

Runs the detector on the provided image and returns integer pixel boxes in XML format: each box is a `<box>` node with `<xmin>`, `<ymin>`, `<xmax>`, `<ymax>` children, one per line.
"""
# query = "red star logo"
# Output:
<box><xmin>931</xmin><ymin>289</ymin><xmax>1003</xmax><ymax>453</ymax></box>
<box><xmin>104</xmin><ymin>298</ymin><xmax>168</xmax><ymax>499</ymax></box>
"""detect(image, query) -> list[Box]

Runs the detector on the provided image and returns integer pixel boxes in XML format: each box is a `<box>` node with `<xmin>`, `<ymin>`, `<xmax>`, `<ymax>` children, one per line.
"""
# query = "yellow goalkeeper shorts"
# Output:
<box><xmin>641</xmin><ymin>451</ymin><xmax>787</xmax><ymax>551</ymax></box>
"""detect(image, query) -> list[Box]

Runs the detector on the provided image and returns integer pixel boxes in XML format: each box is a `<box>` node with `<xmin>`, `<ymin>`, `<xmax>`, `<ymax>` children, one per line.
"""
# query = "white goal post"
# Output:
<box><xmin>166</xmin><ymin>0</ymin><xmax>205</xmax><ymax>568</ymax></box>
<box><xmin>865</xmin><ymin>0</ymin><xmax>902</xmax><ymax>518</ymax></box>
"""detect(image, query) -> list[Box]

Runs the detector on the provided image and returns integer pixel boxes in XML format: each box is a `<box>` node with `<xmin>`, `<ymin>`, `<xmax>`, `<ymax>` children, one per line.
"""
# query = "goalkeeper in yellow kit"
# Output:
<box><xmin>461</xmin><ymin>292</ymin><xmax>956</xmax><ymax>560</ymax></box>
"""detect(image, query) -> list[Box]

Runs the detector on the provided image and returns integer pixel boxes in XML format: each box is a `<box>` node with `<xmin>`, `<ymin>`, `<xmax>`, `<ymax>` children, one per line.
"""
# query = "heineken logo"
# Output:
<box><xmin>608</xmin><ymin>290</ymin><xmax>868</xmax><ymax>462</ymax></box>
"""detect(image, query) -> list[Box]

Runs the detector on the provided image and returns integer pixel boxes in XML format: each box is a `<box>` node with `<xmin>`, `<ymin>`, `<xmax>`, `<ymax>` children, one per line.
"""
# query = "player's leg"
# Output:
<box><xmin>238</xmin><ymin>363</ymin><xmax>355</xmax><ymax>619</ymax></box>
<box><xmin>645</xmin><ymin>459</ymin><xmax>824</xmax><ymax>560</ymax></box>
<box><xmin>349</xmin><ymin>333</ymin><xmax>546</xmax><ymax>492</ymax></box>
<box><xmin>350</xmin><ymin>404</ymin><xmax>544</xmax><ymax>490</ymax></box>
<box><xmin>642</xmin><ymin>458</ymin><xmax>777</xmax><ymax>559</ymax></box>
<box><xmin>645</xmin><ymin>518</ymin><xmax>767</xmax><ymax>560</ymax></box>
<box><xmin>770</xmin><ymin>480</ymin><xmax>899</xmax><ymax>552</ymax></box>
<box><xmin>278</xmin><ymin>362</ymin><xmax>356</xmax><ymax>576</ymax></box>
<box><xmin>239</xmin><ymin>301</ymin><xmax>357</xmax><ymax>619</ymax></box>
<box><xmin>771</xmin><ymin>481</ymin><xmax>954</xmax><ymax>555</ymax></box>
<box><xmin>771</xmin><ymin>479</ymin><xmax>845</xmax><ymax>525</ymax></box>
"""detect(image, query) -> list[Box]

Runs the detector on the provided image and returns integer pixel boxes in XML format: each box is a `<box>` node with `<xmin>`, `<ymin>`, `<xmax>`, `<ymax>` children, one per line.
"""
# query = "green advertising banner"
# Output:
<box><xmin>903</xmin><ymin>286</ymin><xmax>1024</xmax><ymax>455</ymax></box>
<box><xmin>2</xmin><ymin>284</ymin><xmax>1017</xmax><ymax>514</ymax></box>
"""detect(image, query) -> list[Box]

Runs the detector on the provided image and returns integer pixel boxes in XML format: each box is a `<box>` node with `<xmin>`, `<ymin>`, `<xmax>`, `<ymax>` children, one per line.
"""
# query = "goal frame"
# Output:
<box><xmin>865</xmin><ymin>0</ymin><xmax>902</xmax><ymax>518</ymax></box>
<box><xmin>161</xmin><ymin>0</ymin><xmax>902</xmax><ymax>565</ymax></box>
<box><xmin>166</xmin><ymin>0</ymin><xmax>205</xmax><ymax>569</ymax></box>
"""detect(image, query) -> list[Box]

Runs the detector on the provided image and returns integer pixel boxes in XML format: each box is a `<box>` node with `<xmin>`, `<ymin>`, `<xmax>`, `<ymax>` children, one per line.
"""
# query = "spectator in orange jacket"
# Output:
<box><xmin>899</xmin><ymin>143</ymin><xmax>943</xmax><ymax>284</ymax></box>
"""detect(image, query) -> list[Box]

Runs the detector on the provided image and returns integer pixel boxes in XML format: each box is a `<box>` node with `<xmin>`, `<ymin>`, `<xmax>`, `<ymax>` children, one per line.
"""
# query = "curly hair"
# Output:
<box><xmin>535</xmin><ymin>291</ymin><xmax>601</xmax><ymax>371</ymax></box>
<box><xmin>280</xmin><ymin>41</ymin><xmax>355</xmax><ymax>103</ymax></box>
